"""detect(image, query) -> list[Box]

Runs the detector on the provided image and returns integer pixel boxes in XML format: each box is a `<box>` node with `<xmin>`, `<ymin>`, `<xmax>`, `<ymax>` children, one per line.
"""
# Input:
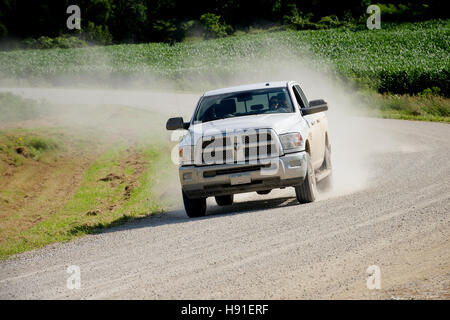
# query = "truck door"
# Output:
<box><xmin>293</xmin><ymin>85</ymin><xmax>324</xmax><ymax>168</ymax></box>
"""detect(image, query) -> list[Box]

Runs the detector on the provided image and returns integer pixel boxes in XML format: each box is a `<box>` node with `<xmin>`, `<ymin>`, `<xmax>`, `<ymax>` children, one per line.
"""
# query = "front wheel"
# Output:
<box><xmin>182</xmin><ymin>190</ymin><xmax>206</xmax><ymax>218</ymax></box>
<box><xmin>215</xmin><ymin>194</ymin><xmax>234</xmax><ymax>206</ymax></box>
<box><xmin>295</xmin><ymin>153</ymin><xmax>317</xmax><ymax>203</ymax></box>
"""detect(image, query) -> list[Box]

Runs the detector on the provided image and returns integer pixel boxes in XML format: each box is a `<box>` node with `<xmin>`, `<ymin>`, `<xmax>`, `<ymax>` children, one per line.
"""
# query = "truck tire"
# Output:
<box><xmin>182</xmin><ymin>190</ymin><xmax>206</xmax><ymax>218</ymax></box>
<box><xmin>215</xmin><ymin>194</ymin><xmax>234</xmax><ymax>206</ymax></box>
<box><xmin>295</xmin><ymin>153</ymin><xmax>317</xmax><ymax>203</ymax></box>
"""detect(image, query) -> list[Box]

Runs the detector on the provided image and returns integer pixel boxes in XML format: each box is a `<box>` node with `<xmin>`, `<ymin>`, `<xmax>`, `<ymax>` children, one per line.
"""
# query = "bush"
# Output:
<box><xmin>376</xmin><ymin>3</ymin><xmax>428</xmax><ymax>22</ymax></box>
<box><xmin>199</xmin><ymin>13</ymin><xmax>230</xmax><ymax>39</ymax></box>
<box><xmin>82</xmin><ymin>22</ymin><xmax>113</xmax><ymax>45</ymax></box>
<box><xmin>151</xmin><ymin>20</ymin><xmax>184</xmax><ymax>43</ymax></box>
<box><xmin>26</xmin><ymin>137</ymin><xmax>59</xmax><ymax>151</ymax></box>
<box><xmin>283</xmin><ymin>5</ymin><xmax>316</xmax><ymax>30</ymax></box>
<box><xmin>317</xmin><ymin>15</ymin><xmax>342</xmax><ymax>28</ymax></box>
<box><xmin>23</xmin><ymin>35</ymin><xmax>87</xmax><ymax>49</ymax></box>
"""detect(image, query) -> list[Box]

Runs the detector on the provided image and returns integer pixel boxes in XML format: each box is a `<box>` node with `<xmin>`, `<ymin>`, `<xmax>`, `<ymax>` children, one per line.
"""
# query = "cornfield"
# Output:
<box><xmin>0</xmin><ymin>20</ymin><xmax>448</xmax><ymax>95</ymax></box>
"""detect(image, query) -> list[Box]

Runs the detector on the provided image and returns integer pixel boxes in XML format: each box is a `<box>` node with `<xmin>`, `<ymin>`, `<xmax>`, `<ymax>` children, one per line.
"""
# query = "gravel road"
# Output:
<box><xmin>0</xmin><ymin>88</ymin><xmax>449</xmax><ymax>299</ymax></box>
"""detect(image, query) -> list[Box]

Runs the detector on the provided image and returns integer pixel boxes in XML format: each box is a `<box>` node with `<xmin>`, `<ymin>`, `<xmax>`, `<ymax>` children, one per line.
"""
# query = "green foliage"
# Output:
<box><xmin>283</xmin><ymin>4</ymin><xmax>316</xmax><ymax>30</ymax></box>
<box><xmin>0</xmin><ymin>1</ymin><xmax>448</xmax><ymax>44</ymax></box>
<box><xmin>25</xmin><ymin>137</ymin><xmax>59</xmax><ymax>152</ymax></box>
<box><xmin>318</xmin><ymin>15</ymin><xmax>341</xmax><ymax>28</ymax></box>
<box><xmin>375</xmin><ymin>3</ymin><xmax>429</xmax><ymax>22</ymax></box>
<box><xmin>21</xmin><ymin>136</ymin><xmax>60</xmax><ymax>159</ymax></box>
<box><xmin>419</xmin><ymin>86</ymin><xmax>441</xmax><ymax>97</ymax></box>
<box><xmin>79</xmin><ymin>0</ymin><xmax>113</xmax><ymax>26</ymax></box>
<box><xmin>361</xmin><ymin>91</ymin><xmax>450</xmax><ymax>121</ymax></box>
<box><xmin>199</xmin><ymin>13</ymin><xmax>230</xmax><ymax>39</ymax></box>
<box><xmin>109</xmin><ymin>0</ymin><xmax>147</xmax><ymax>42</ymax></box>
<box><xmin>283</xmin><ymin>5</ymin><xmax>350</xmax><ymax>30</ymax></box>
<box><xmin>82</xmin><ymin>21</ymin><xmax>113</xmax><ymax>45</ymax></box>
<box><xmin>151</xmin><ymin>19</ymin><xmax>184</xmax><ymax>43</ymax></box>
<box><xmin>23</xmin><ymin>35</ymin><xmax>87</xmax><ymax>49</ymax></box>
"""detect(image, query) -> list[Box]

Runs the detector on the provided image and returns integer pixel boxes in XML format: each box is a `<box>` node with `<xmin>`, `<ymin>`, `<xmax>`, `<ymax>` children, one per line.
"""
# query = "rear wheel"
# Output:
<box><xmin>295</xmin><ymin>153</ymin><xmax>317</xmax><ymax>203</ymax></box>
<box><xmin>215</xmin><ymin>194</ymin><xmax>234</xmax><ymax>206</ymax></box>
<box><xmin>182</xmin><ymin>190</ymin><xmax>206</xmax><ymax>218</ymax></box>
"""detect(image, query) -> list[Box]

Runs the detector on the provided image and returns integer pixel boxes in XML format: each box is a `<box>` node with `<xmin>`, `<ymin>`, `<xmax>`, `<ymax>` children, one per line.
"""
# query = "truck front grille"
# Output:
<box><xmin>200</xmin><ymin>129</ymin><xmax>280</xmax><ymax>165</ymax></box>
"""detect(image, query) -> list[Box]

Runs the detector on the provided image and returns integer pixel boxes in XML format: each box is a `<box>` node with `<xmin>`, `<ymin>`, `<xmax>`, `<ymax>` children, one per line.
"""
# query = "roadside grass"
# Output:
<box><xmin>0</xmin><ymin>128</ymin><xmax>65</xmax><ymax>167</ymax></box>
<box><xmin>0</xmin><ymin>142</ymin><xmax>171</xmax><ymax>259</ymax></box>
<box><xmin>361</xmin><ymin>92</ymin><xmax>450</xmax><ymax>123</ymax></box>
<box><xmin>68</xmin><ymin>143</ymin><xmax>173</xmax><ymax>236</ymax></box>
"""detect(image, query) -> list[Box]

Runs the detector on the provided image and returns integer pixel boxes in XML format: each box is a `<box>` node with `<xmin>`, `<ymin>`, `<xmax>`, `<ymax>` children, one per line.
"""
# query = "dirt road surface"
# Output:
<box><xmin>0</xmin><ymin>88</ymin><xmax>449</xmax><ymax>299</ymax></box>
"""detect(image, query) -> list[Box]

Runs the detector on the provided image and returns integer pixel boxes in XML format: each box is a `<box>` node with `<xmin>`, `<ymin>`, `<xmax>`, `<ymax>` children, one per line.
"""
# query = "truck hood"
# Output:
<box><xmin>189</xmin><ymin>113</ymin><xmax>301</xmax><ymax>137</ymax></box>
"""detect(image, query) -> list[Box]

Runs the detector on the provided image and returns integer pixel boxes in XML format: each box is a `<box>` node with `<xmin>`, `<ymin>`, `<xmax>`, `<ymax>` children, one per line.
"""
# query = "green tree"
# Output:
<box><xmin>199</xmin><ymin>13</ymin><xmax>229</xmax><ymax>39</ymax></box>
<box><xmin>109</xmin><ymin>0</ymin><xmax>147</xmax><ymax>42</ymax></box>
<box><xmin>80</xmin><ymin>0</ymin><xmax>113</xmax><ymax>26</ymax></box>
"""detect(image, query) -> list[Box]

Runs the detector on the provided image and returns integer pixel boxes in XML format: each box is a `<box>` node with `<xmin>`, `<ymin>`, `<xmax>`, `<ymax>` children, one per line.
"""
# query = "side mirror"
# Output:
<box><xmin>302</xmin><ymin>99</ymin><xmax>328</xmax><ymax>115</ymax></box>
<box><xmin>166</xmin><ymin>117</ymin><xmax>189</xmax><ymax>130</ymax></box>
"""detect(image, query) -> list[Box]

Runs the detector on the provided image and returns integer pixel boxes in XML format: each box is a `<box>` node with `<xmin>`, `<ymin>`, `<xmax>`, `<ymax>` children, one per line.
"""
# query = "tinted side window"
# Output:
<box><xmin>294</xmin><ymin>85</ymin><xmax>309</xmax><ymax>109</ymax></box>
<box><xmin>292</xmin><ymin>86</ymin><xmax>304</xmax><ymax>108</ymax></box>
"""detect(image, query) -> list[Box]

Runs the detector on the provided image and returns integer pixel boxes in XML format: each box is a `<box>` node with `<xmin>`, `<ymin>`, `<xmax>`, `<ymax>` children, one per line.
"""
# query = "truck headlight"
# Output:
<box><xmin>279</xmin><ymin>133</ymin><xmax>303</xmax><ymax>153</ymax></box>
<box><xmin>179</xmin><ymin>145</ymin><xmax>194</xmax><ymax>165</ymax></box>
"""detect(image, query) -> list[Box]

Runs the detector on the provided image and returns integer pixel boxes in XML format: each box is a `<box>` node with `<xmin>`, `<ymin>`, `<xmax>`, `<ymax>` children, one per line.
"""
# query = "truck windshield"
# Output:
<box><xmin>194</xmin><ymin>87</ymin><xmax>294</xmax><ymax>123</ymax></box>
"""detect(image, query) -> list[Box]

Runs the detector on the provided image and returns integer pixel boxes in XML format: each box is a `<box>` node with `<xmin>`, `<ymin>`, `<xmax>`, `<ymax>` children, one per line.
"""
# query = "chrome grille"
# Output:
<box><xmin>200</xmin><ymin>129</ymin><xmax>279</xmax><ymax>165</ymax></box>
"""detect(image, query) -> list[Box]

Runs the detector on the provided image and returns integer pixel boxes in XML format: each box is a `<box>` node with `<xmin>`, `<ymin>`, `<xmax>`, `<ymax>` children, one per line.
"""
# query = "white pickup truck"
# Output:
<box><xmin>166</xmin><ymin>81</ymin><xmax>332</xmax><ymax>217</ymax></box>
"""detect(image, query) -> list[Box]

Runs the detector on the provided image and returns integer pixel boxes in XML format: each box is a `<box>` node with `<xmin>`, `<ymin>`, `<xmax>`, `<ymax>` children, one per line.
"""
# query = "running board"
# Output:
<box><xmin>315</xmin><ymin>169</ymin><xmax>331</xmax><ymax>182</ymax></box>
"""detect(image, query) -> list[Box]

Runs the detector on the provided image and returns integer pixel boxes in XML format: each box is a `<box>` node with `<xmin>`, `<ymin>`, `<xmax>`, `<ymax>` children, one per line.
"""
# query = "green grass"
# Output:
<box><xmin>360</xmin><ymin>91</ymin><xmax>450</xmax><ymax>122</ymax></box>
<box><xmin>0</xmin><ymin>128</ymin><xmax>64</xmax><ymax>164</ymax></box>
<box><xmin>0</xmin><ymin>20</ymin><xmax>448</xmax><ymax>96</ymax></box>
<box><xmin>0</xmin><ymin>142</ymin><xmax>169</xmax><ymax>259</ymax></box>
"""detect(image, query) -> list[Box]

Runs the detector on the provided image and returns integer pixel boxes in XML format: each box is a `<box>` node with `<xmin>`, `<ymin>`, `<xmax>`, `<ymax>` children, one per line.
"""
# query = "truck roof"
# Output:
<box><xmin>203</xmin><ymin>81</ymin><xmax>291</xmax><ymax>97</ymax></box>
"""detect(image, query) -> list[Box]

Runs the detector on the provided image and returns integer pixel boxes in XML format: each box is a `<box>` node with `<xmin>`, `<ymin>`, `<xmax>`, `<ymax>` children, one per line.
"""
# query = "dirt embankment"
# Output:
<box><xmin>0</xmin><ymin>94</ymin><xmax>170</xmax><ymax>254</ymax></box>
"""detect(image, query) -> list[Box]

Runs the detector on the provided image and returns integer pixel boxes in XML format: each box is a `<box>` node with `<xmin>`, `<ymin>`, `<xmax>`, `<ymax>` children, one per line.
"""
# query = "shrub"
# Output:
<box><xmin>151</xmin><ymin>20</ymin><xmax>184</xmax><ymax>43</ymax></box>
<box><xmin>199</xmin><ymin>13</ymin><xmax>229</xmax><ymax>39</ymax></box>
<box><xmin>22</xmin><ymin>35</ymin><xmax>87</xmax><ymax>49</ymax></box>
<box><xmin>82</xmin><ymin>22</ymin><xmax>113</xmax><ymax>45</ymax></box>
<box><xmin>317</xmin><ymin>15</ymin><xmax>342</xmax><ymax>28</ymax></box>
<box><xmin>26</xmin><ymin>137</ymin><xmax>59</xmax><ymax>151</ymax></box>
<box><xmin>282</xmin><ymin>4</ymin><xmax>316</xmax><ymax>30</ymax></box>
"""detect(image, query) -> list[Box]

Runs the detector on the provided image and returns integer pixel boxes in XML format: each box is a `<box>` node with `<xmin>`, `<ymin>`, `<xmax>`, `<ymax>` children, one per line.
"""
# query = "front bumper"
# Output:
<box><xmin>180</xmin><ymin>151</ymin><xmax>308</xmax><ymax>198</ymax></box>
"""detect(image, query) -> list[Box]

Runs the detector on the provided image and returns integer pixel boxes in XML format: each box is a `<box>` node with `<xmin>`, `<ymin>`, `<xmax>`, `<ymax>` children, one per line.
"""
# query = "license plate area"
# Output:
<box><xmin>230</xmin><ymin>173</ymin><xmax>251</xmax><ymax>185</ymax></box>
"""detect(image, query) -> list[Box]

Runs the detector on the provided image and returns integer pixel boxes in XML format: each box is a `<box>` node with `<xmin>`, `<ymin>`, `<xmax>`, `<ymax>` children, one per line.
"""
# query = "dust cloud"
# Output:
<box><xmin>1</xmin><ymin>41</ymin><xmax>391</xmax><ymax>202</ymax></box>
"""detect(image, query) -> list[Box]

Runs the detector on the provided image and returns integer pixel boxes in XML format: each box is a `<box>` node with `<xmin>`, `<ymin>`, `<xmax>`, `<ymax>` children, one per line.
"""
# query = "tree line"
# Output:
<box><xmin>0</xmin><ymin>0</ymin><xmax>447</xmax><ymax>46</ymax></box>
